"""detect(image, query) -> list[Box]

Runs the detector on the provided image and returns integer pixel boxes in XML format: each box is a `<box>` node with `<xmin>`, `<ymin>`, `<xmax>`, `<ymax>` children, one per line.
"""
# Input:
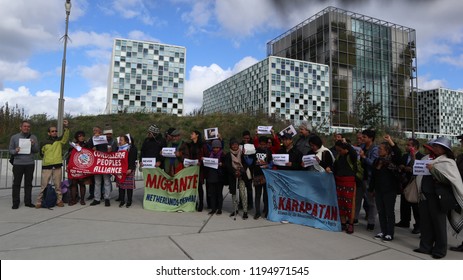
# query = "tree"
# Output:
<box><xmin>351</xmin><ymin>90</ymin><xmax>382</xmax><ymax>130</ymax></box>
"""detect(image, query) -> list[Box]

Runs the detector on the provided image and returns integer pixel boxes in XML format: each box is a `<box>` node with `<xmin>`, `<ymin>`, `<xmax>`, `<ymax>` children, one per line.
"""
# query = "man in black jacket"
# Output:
<box><xmin>396</xmin><ymin>138</ymin><xmax>424</xmax><ymax>234</ymax></box>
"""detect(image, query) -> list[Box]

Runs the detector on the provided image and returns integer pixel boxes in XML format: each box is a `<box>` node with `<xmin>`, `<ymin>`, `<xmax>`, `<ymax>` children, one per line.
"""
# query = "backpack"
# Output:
<box><xmin>42</xmin><ymin>184</ymin><xmax>57</xmax><ymax>208</ymax></box>
<box><xmin>346</xmin><ymin>155</ymin><xmax>364</xmax><ymax>181</ymax></box>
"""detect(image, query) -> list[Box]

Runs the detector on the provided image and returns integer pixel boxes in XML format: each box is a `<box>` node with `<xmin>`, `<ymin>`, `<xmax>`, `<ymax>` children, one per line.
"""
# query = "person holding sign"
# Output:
<box><xmin>67</xmin><ymin>130</ymin><xmax>91</xmax><ymax>206</ymax></box>
<box><xmin>204</xmin><ymin>139</ymin><xmax>226</xmax><ymax>215</ymax></box>
<box><xmin>253</xmin><ymin>136</ymin><xmax>273</xmax><ymax>219</ymax></box>
<box><xmin>396</xmin><ymin>138</ymin><xmax>424</xmax><ymax>234</ymax></box>
<box><xmin>307</xmin><ymin>135</ymin><xmax>335</xmax><ymax>172</ymax></box>
<box><xmin>116</xmin><ymin>135</ymin><xmax>138</xmax><ymax>208</ymax></box>
<box><xmin>276</xmin><ymin>133</ymin><xmax>303</xmax><ymax>170</ymax></box>
<box><xmin>9</xmin><ymin>120</ymin><xmax>40</xmax><ymax>209</ymax></box>
<box><xmin>369</xmin><ymin>135</ymin><xmax>402</xmax><ymax>242</ymax></box>
<box><xmin>186</xmin><ymin>130</ymin><xmax>209</xmax><ymax>212</ymax></box>
<box><xmin>414</xmin><ymin>137</ymin><xmax>463</xmax><ymax>259</ymax></box>
<box><xmin>140</xmin><ymin>124</ymin><xmax>166</xmax><ymax>170</ymax></box>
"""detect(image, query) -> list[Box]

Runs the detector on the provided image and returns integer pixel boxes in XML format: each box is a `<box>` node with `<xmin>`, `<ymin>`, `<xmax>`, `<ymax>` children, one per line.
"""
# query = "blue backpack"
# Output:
<box><xmin>42</xmin><ymin>184</ymin><xmax>57</xmax><ymax>208</ymax></box>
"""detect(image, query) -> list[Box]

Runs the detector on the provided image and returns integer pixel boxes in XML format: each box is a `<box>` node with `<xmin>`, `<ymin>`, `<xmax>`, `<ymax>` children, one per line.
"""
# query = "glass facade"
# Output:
<box><xmin>203</xmin><ymin>56</ymin><xmax>330</xmax><ymax>126</ymax></box>
<box><xmin>267</xmin><ymin>7</ymin><xmax>417</xmax><ymax>131</ymax></box>
<box><xmin>106</xmin><ymin>39</ymin><xmax>186</xmax><ymax>115</ymax></box>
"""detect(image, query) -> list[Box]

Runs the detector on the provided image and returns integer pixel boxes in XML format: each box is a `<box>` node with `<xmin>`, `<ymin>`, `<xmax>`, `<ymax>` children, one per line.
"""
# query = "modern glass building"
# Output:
<box><xmin>106</xmin><ymin>39</ymin><xmax>186</xmax><ymax>115</ymax></box>
<box><xmin>267</xmin><ymin>6</ymin><xmax>417</xmax><ymax>131</ymax></box>
<box><xmin>203</xmin><ymin>56</ymin><xmax>330</xmax><ymax>127</ymax></box>
<box><xmin>417</xmin><ymin>88</ymin><xmax>463</xmax><ymax>136</ymax></box>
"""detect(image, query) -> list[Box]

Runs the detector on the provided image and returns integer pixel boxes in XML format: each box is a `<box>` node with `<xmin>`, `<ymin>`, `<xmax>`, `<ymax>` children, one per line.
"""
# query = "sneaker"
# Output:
<box><xmin>374</xmin><ymin>232</ymin><xmax>384</xmax><ymax>240</ymax></box>
<box><xmin>126</xmin><ymin>202</ymin><xmax>132</xmax><ymax>208</ymax></box>
<box><xmin>119</xmin><ymin>201</ymin><xmax>125</xmax><ymax>208</ymax></box>
<box><xmin>104</xmin><ymin>199</ymin><xmax>110</xmax><ymax>207</ymax></box>
<box><xmin>90</xmin><ymin>200</ymin><xmax>100</xmax><ymax>206</ymax></box>
<box><xmin>382</xmin><ymin>235</ymin><xmax>393</xmax><ymax>242</ymax></box>
<box><xmin>25</xmin><ymin>203</ymin><xmax>35</xmax><ymax>208</ymax></box>
<box><xmin>367</xmin><ymin>224</ymin><xmax>375</xmax><ymax>231</ymax></box>
<box><xmin>216</xmin><ymin>210</ymin><xmax>222</xmax><ymax>215</ymax></box>
<box><xmin>56</xmin><ymin>202</ymin><xmax>64</xmax><ymax>207</ymax></box>
<box><xmin>242</xmin><ymin>212</ymin><xmax>248</xmax><ymax>220</ymax></box>
<box><xmin>12</xmin><ymin>204</ymin><xmax>19</xmax><ymax>209</ymax></box>
<box><xmin>229</xmin><ymin>211</ymin><xmax>239</xmax><ymax>217</ymax></box>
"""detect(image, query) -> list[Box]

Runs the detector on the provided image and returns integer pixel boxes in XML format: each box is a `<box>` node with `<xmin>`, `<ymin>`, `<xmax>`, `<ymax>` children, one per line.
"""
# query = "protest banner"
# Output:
<box><xmin>67</xmin><ymin>148</ymin><xmax>128</xmax><ymax>181</ymax></box>
<box><xmin>143</xmin><ymin>166</ymin><xmax>200</xmax><ymax>212</ymax></box>
<box><xmin>263</xmin><ymin>169</ymin><xmax>341</xmax><ymax>232</ymax></box>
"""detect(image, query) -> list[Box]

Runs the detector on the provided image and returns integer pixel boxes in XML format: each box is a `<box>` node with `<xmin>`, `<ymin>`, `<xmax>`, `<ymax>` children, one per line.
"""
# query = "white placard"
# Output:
<box><xmin>204</xmin><ymin>127</ymin><xmax>219</xmax><ymax>140</ymax></box>
<box><xmin>278</xmin><ymin>125</ymin><xmax>297</xmax><ymax>138</ymax></box>
<box><xmin>161</xmin><ymin>147</ymin><xmax>176</xmax><ymax>158</ymax></box>
<box><xmin>243</xmin><ymin>143</ymin><xmax>256</xmax><ymax>155</ymax></box>
<box><xmin>69</xmin><ymin>141</ymin><xmax>82</xmax><ymax>152</ymax></box>
<box><xmin>302</xmin><ymin>154</ymin><xmax>318</xmax><ymax>167</ymax></box>
<box><xmin>18</xmin><ymin>138</ymin><xmax>31</xmax><ymax>154</ymax></box>
<box><xmin>203</xmin><ymin>157</ymin><xmax>219</xmax><ymax>169</ymax></box>
<box><xmin>273</xmin><ymin>154</ymin><xmax>289</xmax><ymax>166</ymax></box>
<box><xmin>257</xmin><ymin>126</ymin><xmax>272</xmax><ymax>135</ymax></box>
<box><xmin>141</xmin><ymin>158</ymin><xmax>156</xmax><ymax>168</ymax></box>
<box><xmin>183</xmin><ymin>159</ymin><xmax>199</xmax><ymax>167</ymax></box>
<box><xmin>92</xmin><ymin>135</ymin><xmax>108</xmax><ymax>145</ymax></box>
<box><xmin>413</xmin><ymin>160</ymin><xmax>432</xmax><ymax>175</ymax></box>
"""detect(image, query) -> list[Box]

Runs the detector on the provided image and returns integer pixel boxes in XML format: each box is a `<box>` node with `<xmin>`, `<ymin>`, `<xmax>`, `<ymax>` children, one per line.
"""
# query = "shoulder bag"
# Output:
<box><xmin>403</xmin><ymin>177</ymin><xmax>419</xmax><ymax>203</ymax></box>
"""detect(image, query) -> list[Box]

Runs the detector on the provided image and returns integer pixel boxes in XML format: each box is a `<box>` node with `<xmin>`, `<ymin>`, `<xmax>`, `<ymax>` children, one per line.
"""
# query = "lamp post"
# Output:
<box><xmin>57</xmin><ymin>0</ymin><xmax>71</xmax><ymax>136</ymax></box>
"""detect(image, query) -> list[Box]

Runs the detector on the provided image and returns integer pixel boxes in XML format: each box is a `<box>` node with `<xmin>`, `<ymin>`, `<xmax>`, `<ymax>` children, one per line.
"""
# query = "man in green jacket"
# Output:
<box><xmin>35</xmin><ymin>120</ymin><xmax>70</xmax><ymax>208</ymax></box>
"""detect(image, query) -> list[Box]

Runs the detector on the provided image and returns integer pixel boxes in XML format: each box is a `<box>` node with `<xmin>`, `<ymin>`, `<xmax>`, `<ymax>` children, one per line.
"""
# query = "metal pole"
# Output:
<box><xmin>58</xmin><ymin>0</ymin><xmax>71</xmax><ymax>136</ymax></box>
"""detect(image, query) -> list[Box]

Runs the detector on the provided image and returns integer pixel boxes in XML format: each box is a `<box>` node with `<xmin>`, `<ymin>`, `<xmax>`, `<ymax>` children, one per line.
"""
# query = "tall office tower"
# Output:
<box><xmin>106</xmin><ymin>39</ymin><xmax>186</xmax><ymax>115</ymax></box>
<box><xmin>417</xmin><ymin>88</ymin><xmax>463</xmax><ymax>135</ymax></box>
<box><xmin>267</xmin><ymin>6</ymin><xmax>417</xmax><ymax>131</ymax></box>
<box><xmin>203</xmin><ymin>56</ymin><xmax>330</xmax><ymax>127</ymax></box>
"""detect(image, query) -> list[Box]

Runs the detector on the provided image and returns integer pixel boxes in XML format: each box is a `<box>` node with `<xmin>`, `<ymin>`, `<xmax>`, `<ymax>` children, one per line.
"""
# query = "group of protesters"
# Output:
<box><xmin>8</xmin><ymin>119</ymin><xmax>463</xmax><ymax>259</ymax></box>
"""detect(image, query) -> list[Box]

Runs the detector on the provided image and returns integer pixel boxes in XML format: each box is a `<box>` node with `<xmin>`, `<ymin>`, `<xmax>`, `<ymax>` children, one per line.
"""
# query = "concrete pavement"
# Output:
<box><xmin>0</xmin><ymin>182</ymin><xmax>462</xmax><ymax>260</ymax></box>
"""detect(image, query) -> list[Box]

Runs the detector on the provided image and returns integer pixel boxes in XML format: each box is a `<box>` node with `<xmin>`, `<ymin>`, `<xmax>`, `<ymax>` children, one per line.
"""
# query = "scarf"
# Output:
<box><xmin>209</xmin><ymin>149</ymin><xmax>223</xmax><ymax>159</ymax></box>
<box><xmin>230</xmin><ymin>148</ymin><xmax>243</xmax><ymax>171</ymax></box>
<box><xmin>431</xmin><ymin>155</ymin><xmax>463</xmax><ymax>234</ymax></box>
<box><xmin>313</xmin><ymin>145</ymin><xmax>334</xmax><ymax>172</ymax></box>
<box><xmin>118</xmin><ymin>144</ymin><xmax>130</xmax><ymax>151</ymax></box>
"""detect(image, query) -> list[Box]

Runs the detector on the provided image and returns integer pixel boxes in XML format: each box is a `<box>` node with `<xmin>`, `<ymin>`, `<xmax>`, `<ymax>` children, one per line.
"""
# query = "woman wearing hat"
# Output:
<box><xmin>414</xmin><ymin>137</ymin><xmax>463</xmax><ymax>259</ymax></box>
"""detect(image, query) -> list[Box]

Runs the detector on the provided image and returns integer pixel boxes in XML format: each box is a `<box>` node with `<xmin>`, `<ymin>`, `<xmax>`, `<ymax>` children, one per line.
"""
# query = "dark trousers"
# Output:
<box><xmin>12</xmin><ymin>164</ymin><xmax>35</xmax><ymax>206</ymax></box>
<box><xmin>118</xmin><ymin>188</ymin><xmax>133</xmax><ymax>203</ymax></box>
<box><xmin>254</xmin><ymin>184</ymin><xmax>268</xmax><ymax>215</ymax></box>
<box><xmin>375</xmin><ymin>191</ymin><xmax>396</xmax><ymax>237</ymax></box>
<box><xmin>419</xmin><ymin>193</ymin><xmax>447</xmax><ymax>257</ymax></box>
<box><xmin>399</xmin><ymin>194</ymin><xmax>420</xmax><ymax>228</ymax></box>
<box><xmin>207</xmin><ymin>182</ymin><xmax>223</xmax><ymax>211</ymax></box>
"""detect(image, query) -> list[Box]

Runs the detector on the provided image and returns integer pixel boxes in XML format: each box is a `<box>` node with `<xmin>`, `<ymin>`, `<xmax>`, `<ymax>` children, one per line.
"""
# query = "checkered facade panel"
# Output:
<box><xmin>203</xmin><ymin>56</ymin><xmax>330</xmax><ymax>126</ymax></box>
<box><xmin>107</xmin><ymin>39</ymin><xmax>185</xmax><ymax>115</ymax></box>
<box><xmin>417</xmin><ymin>88</ymin><xmax>463</xmax><ymax>135</ymax></box>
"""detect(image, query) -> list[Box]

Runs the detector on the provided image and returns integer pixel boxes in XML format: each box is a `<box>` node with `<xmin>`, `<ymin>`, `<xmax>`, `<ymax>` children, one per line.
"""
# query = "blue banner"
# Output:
<box><xmin>263</xmin><ymin>170</ymin><xmax>341</xmax><ymax>232</ymax></box>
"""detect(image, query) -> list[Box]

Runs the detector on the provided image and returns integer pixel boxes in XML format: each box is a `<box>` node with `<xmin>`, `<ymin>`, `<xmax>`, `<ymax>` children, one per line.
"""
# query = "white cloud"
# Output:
<box><xmin>0</xmin><ymin>61</ymin><xmax>40</xmax><ymax>82</ymax></box>
<box><xmin>0</xmin><ymin>86</ymin><xmax>107</xmax><ymax>117</ymax></box>
<box><xmin>418</xmin><ymin>74</ymin><xmax>447</xmax><ymax>90</ymax></box>
<box><xmin>78</xmin><ymin>64</ymin><xmax>110</xmax><ymax>88</ymax></box>
<box><xmin>127</xmin><ymin>30</ymin><xmax>161</xmax><ymax>43</ymax></box>
<box><xmin>439</xmin><ymin>54</ymin><xmax>463</xmax><ymax>68</ymax></box>
<box><xmin>184</xmin><ymin>56</ymin><xmax>258</xmax><ymax>114</ymax></box>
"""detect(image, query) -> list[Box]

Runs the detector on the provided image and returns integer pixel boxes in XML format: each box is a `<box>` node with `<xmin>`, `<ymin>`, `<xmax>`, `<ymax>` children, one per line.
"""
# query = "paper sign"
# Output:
<box><xmin>142</xmin><ymin>158</ymin><xmax>156</xmax><ymax>168</ymax></box>
<box><xmin>203</xmin><ymin>157</ymin><xmax>219</xmax><ymax>169</ymax></box>
<box><xmin>302</xmin><ymin>155</ymin><xmax>318</xmax><ymax>167</ymax></box>
<box><xmin>413</xmin><ymin>160</ymin><xmax>432</xmax><ymax>175</ymax></box>
<box><xmin>184</xmin><ymin>159</ymin><xmax>199</xmax><ymax>167</ymax></box>
<box><xmin>279</xmin><ymin>125</ymin><xmax>297</xmax><ymax>138</ymax></box>
<box><xmin>243</xmin><ymin>143</ymin><xmax>256</xmax><ymax>155</ymax></box>
<box><xmin>204</xmin><ymin>127</ymin><xmax>219</xmax><ymax>140</ymax></box>
<box><xmin>92</xmin><ymin>135</ymin><xmax>108</xmax><ymax>145</ymax></box>
<box><xmin>257</xmin><ymin>126</ymin><xmax>272</xmax><ymax>135</ymax></box>
<box><xmin>18</xmin><ymin>138</ymin><xmax>31</xmax><ymax>154</ymax></box>
<box><xmin>69</xmin><ymin>141</ymin><xmax>82</xmax><ymax>152</ymax></box>
<box><xmin>161</xmin><ymin>147</ymin><xmax>176</xmax><ymax>158</ymax></box>
<box><xmin>273</xmin><ymin>154</ymin><xmax>289</xmax><ymax>166</ymax></box>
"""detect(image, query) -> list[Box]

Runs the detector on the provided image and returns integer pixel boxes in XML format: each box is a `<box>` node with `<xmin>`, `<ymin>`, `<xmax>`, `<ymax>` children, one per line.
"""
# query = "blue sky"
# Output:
<box><xmin>1</xmin><ymin>0</ymin><xmax>463</xmax><ymax>118</ymax></box>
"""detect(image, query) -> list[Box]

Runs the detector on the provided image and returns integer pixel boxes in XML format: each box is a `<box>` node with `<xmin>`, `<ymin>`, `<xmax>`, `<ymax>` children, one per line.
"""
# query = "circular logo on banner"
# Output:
<box><xmin>73</xmin><ymin>149</ymin><xmax>94</xmax><ymax>168</ymax></box>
